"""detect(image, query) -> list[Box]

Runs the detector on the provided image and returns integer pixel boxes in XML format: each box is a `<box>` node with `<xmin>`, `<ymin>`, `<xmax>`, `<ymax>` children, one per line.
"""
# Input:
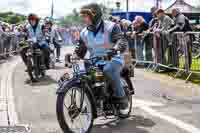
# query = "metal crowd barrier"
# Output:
<box><xmin>0</xmin><ymin>32</ymin><xmax>19</xmax><ymax>58</ymax></box>
<box><xmin>131</xmin><ymin>31</ymin><xmax>200</xmax><ymax>83</ymax></box>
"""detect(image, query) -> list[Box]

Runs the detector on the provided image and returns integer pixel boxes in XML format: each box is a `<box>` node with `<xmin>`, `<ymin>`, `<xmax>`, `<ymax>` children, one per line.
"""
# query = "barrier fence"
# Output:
<box><xmin>131</xmin><ymin>31</ymin><xmax>200</xmax><ymax>83</ymax></box>
<box><xmin>0</xmin><ymin>32</ymin><xmax>19</xmax><ymax>58</ymax></box>
<box><xmin>0</xmin><ymin>30</ymin><xmax>200</xmax><ymax>83</ymax></box>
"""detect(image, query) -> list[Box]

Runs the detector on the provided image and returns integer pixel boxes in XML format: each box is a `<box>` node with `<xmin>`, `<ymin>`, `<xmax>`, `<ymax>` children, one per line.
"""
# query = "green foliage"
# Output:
<box><xmin>57</xmin><ymin>8</ymin><xmax>81</xmax><ymax>27</ymax></box>
<box><xmin>0</xmin><ymin>12</ymin><xmax>26</xmax><ymax>24</ymax></box>
<box><xmin>58</xmin><ymin>5</ymin><xmax>112</xmax><ymax>27</ymax></box>
<box><xmin>59</xmin><ymin>14</ymin><xmax>82</xmax><ymax>27</ymax></box>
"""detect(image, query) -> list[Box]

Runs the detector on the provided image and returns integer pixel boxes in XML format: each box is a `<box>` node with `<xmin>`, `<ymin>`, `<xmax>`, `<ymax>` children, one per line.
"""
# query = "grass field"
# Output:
<box><xmin>179</xmin><ymin>56</ymin><xmax>200</xmax><ymax>71</ymax></box>
<box><xmin>161</xmin><ymin>57</ymin><xmax>200</xmax><ymax>85</ymax></box>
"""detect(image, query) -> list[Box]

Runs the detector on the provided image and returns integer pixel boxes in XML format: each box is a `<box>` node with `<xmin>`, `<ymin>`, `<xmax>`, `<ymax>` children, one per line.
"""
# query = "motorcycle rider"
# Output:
<box><xmin>44</xmin><ymin>17</ymin><xmax>62</xmax><ymax>62</ymax></box>
<box><xmin>74</xmin><ymin>3</ymin><xmax>129</xmax><ymax>116</ymax></box>
<box><xmin>26</xmin><ymin>13</ymin><xmax>51</xmax><ymax>69</ymax></box>
<box><xmin>20</xmin><ymin>13</ymin><xmax>50</xmax><ymax>82</ymax></box>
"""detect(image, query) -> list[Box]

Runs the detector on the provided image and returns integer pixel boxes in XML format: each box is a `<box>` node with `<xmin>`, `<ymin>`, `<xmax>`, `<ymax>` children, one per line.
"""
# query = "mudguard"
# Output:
<box><xmin>57</xmin><ymin>77</ymin><xmax>82</xmax><ymax>94</ymax></box>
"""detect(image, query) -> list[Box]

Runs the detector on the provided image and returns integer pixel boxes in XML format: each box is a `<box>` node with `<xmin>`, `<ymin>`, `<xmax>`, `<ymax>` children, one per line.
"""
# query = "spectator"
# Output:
<box><xmin>2</xmin><ymin>24</ymin><xmax>12</xmax><ymax>58</ymax></box>
<box><xmin>121</xmin><ymin>20</ymin><xmax>132</xmax><ymax>33</ymax></box>
<box><xmin>149</xmin><ymin>7</ymin><xmax>159</xmax><ymax>31</ymax></box>
<box><xmin>111</xmin><ymin>16</ymin><xmax>121</xmax><ymax>29</ymax></box>
<box><xmin>168</xmin><ymin>8</ymin><xmax>193</xmax><ymax>69</ymax></box>
<box><xmin>127</xmin><ymin>20</ymin><xmax>138</xmax><ymax>60</ymax></box>
<box><xmin>156</xmin><ymin>9</ymin><xmax>176</xmax><ymax>71</ymax></box>
<box><xmin>120</xmin><ymin>20</ymin><xmax>135</xmax><ymax>62</ymax></box>
<box><xmin>134</xmin><ymin>16</ymin><xmax>148</xmax><ymax>66</ymax></box>
<box><xmin>0</xmin><ymin>23</ymin><xmax>4</xmax><ymax>59</ymax></box>
<box><xmin>168</xmin><ymin>8</ymin><xmax>192</xmax><ymax>33</ymax></box>
<box><xmin>135</xmin><ymin>16</ymin><xmax>149</xmax><ymax>34</ymax></box>
<box><xmin>156</xmin><ymin>9</ymin><xmax>174</xmax><ymax>32</ymax></box>
<box><xmin>142</xmin><ymin>7</ymin><xmax>159</xmax><ymax>64</ymax></box>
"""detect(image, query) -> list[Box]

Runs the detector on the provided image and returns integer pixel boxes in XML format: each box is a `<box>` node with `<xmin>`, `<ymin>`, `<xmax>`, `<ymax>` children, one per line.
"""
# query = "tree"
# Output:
<box><xmin>0</xmin><ymin>12</ymin><xmax>26</xmax><ymax>24</ymax></box>
<box><xmin>58</xmin><ymin>8</ymin><xmax>82</xmax><ymax>27</ymax></box>
<box><xmin>58</xmin><ymin>5</ymin><xmax>112</xmax><ymax>27</ymax></box>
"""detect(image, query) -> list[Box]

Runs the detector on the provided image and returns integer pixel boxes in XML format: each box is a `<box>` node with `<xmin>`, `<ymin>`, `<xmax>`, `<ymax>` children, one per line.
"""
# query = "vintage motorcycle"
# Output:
<box><xmin>56</xmin><ymin>49</ymin><xmax>134</xmax><ymax>133</ymax></box>
<box><xmin>45</xmin><ymin>33</ymin><xmax>56</xmax><ymax>69</ymax></box>
<box><xmin>19</xmin><ymin>38</ymin><xmax>46</xmax><ymax>82</ymax></box>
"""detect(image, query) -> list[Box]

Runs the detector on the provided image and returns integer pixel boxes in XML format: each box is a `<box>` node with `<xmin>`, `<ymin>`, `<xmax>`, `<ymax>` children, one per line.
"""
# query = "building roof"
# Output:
<box><xmin>165</xmin><ymin>0</ymin><xmax>200</xmax><ymax>13</ymax></box>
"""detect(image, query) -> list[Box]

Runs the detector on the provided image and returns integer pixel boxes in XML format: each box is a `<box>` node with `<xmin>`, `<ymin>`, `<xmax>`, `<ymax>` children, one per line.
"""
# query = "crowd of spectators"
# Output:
<box><xmin>0</xmin><ymin>21</ymin><xmax>27</xmax><ymax>59</ymax></box>
<box><xmin>109</xmin><ymin>7</ymin><xmax>194</xmax><ymax>70</ymax></box>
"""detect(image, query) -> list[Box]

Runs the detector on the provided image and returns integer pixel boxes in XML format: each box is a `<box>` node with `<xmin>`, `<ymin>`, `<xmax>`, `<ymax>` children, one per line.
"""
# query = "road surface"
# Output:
<box><xmin>0</xmin><ymin>46</ymin><xmax>200</xmax><ymax>133</ymax></box>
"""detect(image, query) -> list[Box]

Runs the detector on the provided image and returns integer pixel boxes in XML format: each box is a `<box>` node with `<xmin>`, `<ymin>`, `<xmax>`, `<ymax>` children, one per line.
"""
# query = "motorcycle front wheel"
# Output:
<box><xmin>118</xmin><ymin>78</ymin><xmax>133</xmax><ymax>118</ymax></box>
<box><xmin>33</xmin><ymin>55</ymin><xmax>40</xmax><ymax>80</ymax></box>
<box><xmin>26</xmin><ymin>56</ymin><xmax>34</xmax><ymax>80</ymax></box>
<box><xmin>56</xmin><ymin>85</ymin><xmax>95</xmax><ymax>133</ymax></box>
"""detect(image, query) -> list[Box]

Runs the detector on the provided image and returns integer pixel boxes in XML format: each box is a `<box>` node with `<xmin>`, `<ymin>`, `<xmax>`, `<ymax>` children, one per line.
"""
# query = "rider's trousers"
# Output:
<box><xmin>103</xmin><ymin>60</ymin><xmax>125</xmax><ymax>97</ymax></box>
<box><xmin>41</xmin><ymin>47</ymin><xmax>50</xmax><ymax>68</ymax></box>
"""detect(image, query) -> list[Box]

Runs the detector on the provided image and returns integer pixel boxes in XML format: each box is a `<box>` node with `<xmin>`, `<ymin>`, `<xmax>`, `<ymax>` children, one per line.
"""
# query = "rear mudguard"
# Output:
<box><xmin>56</xmin><ymin>78</ymin><xmax>98</xmax><ymax>118</ymax></box>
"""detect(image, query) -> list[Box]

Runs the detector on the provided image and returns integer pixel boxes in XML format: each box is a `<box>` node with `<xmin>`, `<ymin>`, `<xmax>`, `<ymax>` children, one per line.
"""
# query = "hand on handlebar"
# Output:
<box><xmin>107</xmin><ymin>48</ymin><xmax>118</xmax><ymax>57</ymax></box>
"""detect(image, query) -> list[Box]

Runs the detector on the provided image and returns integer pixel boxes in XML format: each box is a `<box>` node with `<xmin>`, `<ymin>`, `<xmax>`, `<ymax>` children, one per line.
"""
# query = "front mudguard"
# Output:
<box><xmin>56</xmin><ymin>77</ymin><xmax>98</xmax><ymax>118</ymax></box>
<box><xmin>56</xmin><ymin>78</ymin><xmax>80</xmax><ymax>94</ymax></box>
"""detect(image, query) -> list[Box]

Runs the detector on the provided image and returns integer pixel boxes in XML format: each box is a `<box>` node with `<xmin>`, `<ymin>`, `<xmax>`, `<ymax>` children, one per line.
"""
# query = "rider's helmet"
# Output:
<box><xmin>80</xmin><ymin>3</ymin><xmax>102</xmax><ymax>29</ymax></box>
<box><xmin>28</xmin><ymin>13</ymin><xmax>39</xmax><ymax>24</ymax></box>
<box><xmin>44</xmin><ymin>17</ymin><xmax>53</xmax><ymax>26</ymax></box>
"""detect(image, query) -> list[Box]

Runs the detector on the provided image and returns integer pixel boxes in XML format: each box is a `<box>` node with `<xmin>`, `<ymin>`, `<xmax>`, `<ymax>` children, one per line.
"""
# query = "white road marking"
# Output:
<box><xmin>0</xmin><ymin>57</ymin><xmax>20</xmax><ymax>125</ymax></box>
<box><xmin>135</xmin><ymin>98</ymin><xmax>200</xmax><ymax>133</ymax></box>
<box><xmin>135</xmin><ymin>99</ymin><xmax>164</xmax><ymax>107</ymax></box>
<box><xmin>0</xmin><ymin>62</ymin><xmax>10</xmax><ymax>125</ymax></box>
<box><xmin>1</xmin><ymin>47</ymin><xmax>199</xmax><ymax>133</ymax></box>
<box><xmin>6</xmin><ymin>58</ymin><xmax>20</xmax><ymax>125</ymax></box>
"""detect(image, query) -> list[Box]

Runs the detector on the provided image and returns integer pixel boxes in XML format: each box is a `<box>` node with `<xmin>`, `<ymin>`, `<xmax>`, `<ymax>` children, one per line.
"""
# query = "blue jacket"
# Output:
<box><xmin>26</xmin><ymin>23</ymin><xmax>45</xmax><ymax>47</ymax></box>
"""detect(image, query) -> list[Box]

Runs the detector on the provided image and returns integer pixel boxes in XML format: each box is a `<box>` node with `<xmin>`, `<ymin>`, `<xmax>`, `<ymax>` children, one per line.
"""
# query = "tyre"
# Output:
<box><xmin>119</xmin><ymin>78</ymin><xmax>133</xmax><ymax>118</ymax></box>
<box><xmin>41</xmin><ymin>69</ymin><xmax>46</xmax><ymax>77</ymax></box>
<box><xmin>33</xmin><ymin>56</ymin><xmax>40</xmax><ymax>80</ymax></box>
<box><xmin>56</xmin><ymin>84</ymin><xmax>95</xmax><ymax>133</ymax></box>
<box><xmin>26</xmin><ymin>56</ymin><xmax>34</xmax><ymax>80</ymax></box>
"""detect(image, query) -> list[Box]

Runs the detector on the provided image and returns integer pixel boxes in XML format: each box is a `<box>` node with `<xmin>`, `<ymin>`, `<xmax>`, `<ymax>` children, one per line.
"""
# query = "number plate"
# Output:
<box><xmin>73</xmin><ymin>61</ymin><xmax>86</xmax><ymax>73</ymax></box>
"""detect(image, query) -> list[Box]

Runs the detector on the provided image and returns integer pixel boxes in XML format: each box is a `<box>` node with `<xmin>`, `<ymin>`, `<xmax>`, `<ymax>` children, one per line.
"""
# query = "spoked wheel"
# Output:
<box><xmin>118</xmin><ymin>78</ymin><xmax>133</xmax><ymax>118</ymax></box>
<box><xmin>41</xmin><ymin>69</ymin><xmax>46</xmax><ymax>77</ymax></box>
<box><xmin>26</xmin><ymin>56</ymin><xmax>34</xmax><ymax>80</ymax></box>
<box><xmin>33</xmin><ymin>55</ymin><xmax>40</xmax><ymax>80</ymax></box>
<box><xmin>56</xmin><ymin>85</ymin><xmax>94</xmax><ymax>133</ymax></box>
<box><xmin>40</xmin><ymin>56</ymin><xmax>46</xmax><ymax>77</ymax></box>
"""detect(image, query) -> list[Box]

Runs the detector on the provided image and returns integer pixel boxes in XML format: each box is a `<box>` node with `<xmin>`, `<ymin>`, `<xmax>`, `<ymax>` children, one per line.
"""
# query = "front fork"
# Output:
<box><xmin>80</xmin><ymin>77</ymin><xmax>98</xmax><ymax>118</ymax></box>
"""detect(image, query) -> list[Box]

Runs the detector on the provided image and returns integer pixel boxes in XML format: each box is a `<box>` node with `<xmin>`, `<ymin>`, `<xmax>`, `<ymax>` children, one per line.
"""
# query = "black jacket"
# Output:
<box><xmin>136</xmin><ymin>22</ymin><xmax>149</xmax><ymax>34</ymax></box>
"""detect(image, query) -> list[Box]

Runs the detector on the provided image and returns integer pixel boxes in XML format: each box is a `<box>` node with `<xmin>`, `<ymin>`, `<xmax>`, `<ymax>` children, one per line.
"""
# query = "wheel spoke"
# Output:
<box><xmin>62</xmin><ymin>87</ymin><xmax>92</xmax><ymax>133</ymax></box>
<box><xmin>77</xmin><ymin>115</ymin><xmax>85</xmax><ymax>130</ymax></box>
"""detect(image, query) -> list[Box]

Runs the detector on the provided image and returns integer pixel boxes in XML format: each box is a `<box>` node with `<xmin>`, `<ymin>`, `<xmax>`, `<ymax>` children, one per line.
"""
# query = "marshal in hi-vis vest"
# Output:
<box><xmin>80</xmin><ymin>21</ymin><xmax>124</xmax><ymax>65</ymax></box>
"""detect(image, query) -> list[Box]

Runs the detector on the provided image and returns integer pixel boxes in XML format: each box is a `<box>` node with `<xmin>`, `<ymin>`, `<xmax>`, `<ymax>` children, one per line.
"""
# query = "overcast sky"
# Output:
<box><xmin>0</xmin><ymin>0</ymin><xmax>199</xmax><ymax>18</ymax></box>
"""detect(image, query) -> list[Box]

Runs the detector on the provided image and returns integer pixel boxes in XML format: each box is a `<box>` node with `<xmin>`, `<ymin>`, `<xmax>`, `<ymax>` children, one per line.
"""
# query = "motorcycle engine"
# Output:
<box><xmin>94</xmin><ymin>71</ymin><xmax>104</xmax><ymax>81</ymax></box>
